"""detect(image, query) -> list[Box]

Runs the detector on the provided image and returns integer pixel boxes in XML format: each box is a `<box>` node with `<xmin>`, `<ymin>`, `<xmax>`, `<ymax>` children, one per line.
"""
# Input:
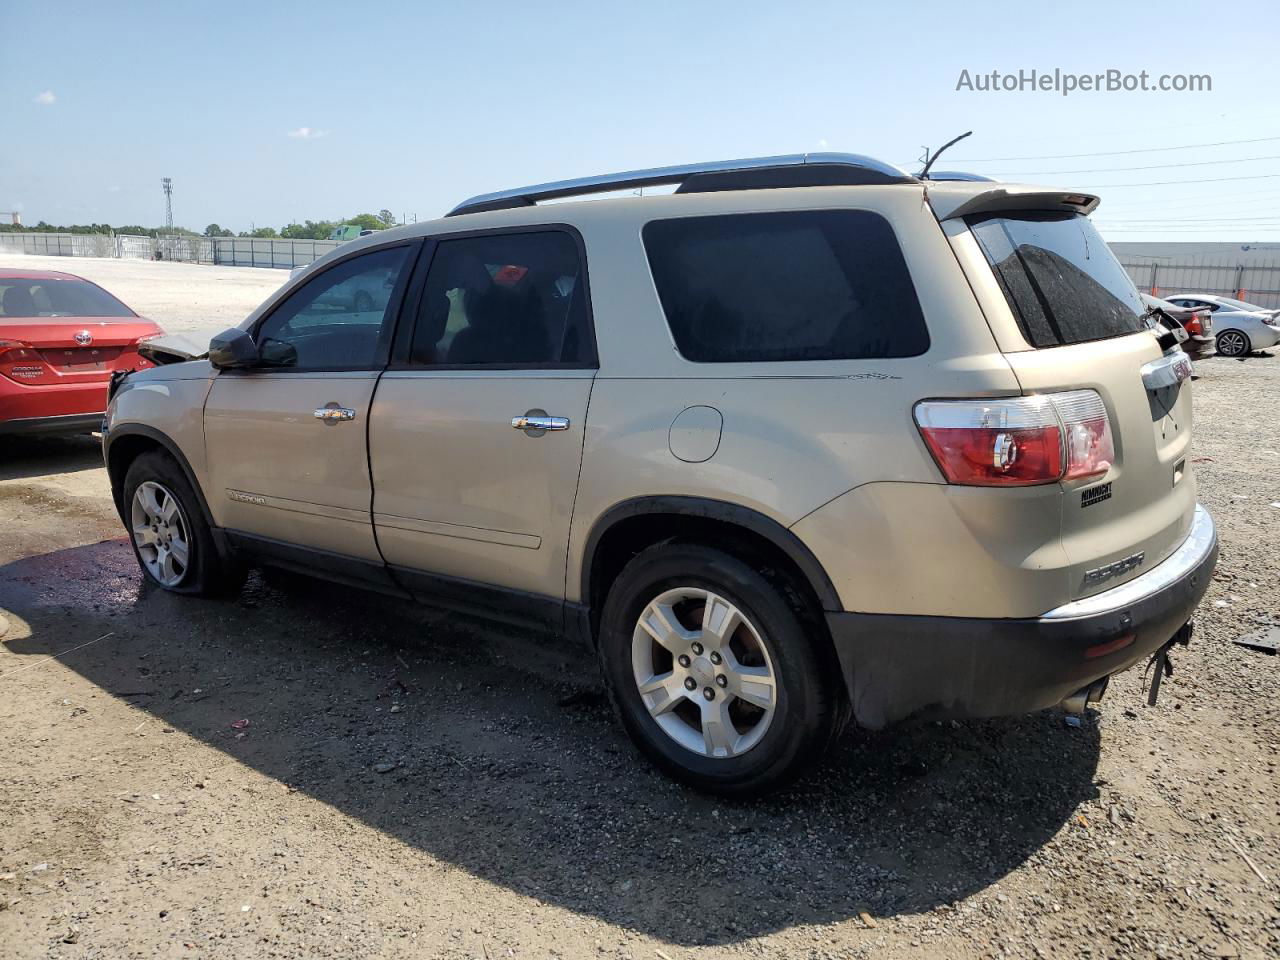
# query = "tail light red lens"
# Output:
<box><xmin>0</xmin><ymin>339</ymin><xmax>55</xmax><ymax>384</ymax></box>
<box><xmin>1183</xmin><ymin>314</ymin><xmax>1203</xmax><ymax>335</ymax></box>
<box><xmin>915</xmin><ymin>390</ymin><xmax>1114</xmax><ymax>487</ymax></box>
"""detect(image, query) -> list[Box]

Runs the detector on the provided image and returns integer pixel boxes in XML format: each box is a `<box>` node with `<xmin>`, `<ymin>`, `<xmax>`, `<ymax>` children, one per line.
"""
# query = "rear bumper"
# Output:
<box><xmin>0</xmin><ymin>376</ymin><xmax>110</xmax><ymax>424</ymax></box>
<box><xmin>827</xmin><ymin>504</ymin><xmax>1218</xmax><ymax>729</ymax></box>
<box><xmin>0</xmin><ymin>412</ymin><xmax>103</xmax><ymax>436</ymax></box>
<box><xmin>1182</xmin><ymin>337</ymin><xmax>1215</xmax><ymax>361</ymax></box>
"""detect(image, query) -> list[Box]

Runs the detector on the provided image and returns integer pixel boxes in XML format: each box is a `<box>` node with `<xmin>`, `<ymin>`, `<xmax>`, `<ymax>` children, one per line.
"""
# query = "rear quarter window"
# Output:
<box><xmin>642</xmin><ymin>210</ymin><xmax>929</xmax><ymax>363</ymax></box>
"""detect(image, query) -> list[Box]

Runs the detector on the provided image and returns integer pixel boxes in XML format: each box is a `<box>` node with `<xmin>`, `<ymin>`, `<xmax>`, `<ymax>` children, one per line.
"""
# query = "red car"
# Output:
<box><xmin>0</xmin><ymin>269</ymin><xmax>163</xmax><ymax>436</ymax></box>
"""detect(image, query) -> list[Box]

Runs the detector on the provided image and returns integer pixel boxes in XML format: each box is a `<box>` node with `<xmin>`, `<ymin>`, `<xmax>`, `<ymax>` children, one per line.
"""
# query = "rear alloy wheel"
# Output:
<box><xmin>599</xmin><ymin>542</ymin><xmax>841</xmax><ymax>796</ymax></box>
<box><xmin>1216</xmin><ymin>329</ymin><xmax>1250</xmax><ymax>357</ymax></box>
<box><xmin>632</xmin><ymin>586</ymin><xmax>778</xmax><ymax>759</ymax></box>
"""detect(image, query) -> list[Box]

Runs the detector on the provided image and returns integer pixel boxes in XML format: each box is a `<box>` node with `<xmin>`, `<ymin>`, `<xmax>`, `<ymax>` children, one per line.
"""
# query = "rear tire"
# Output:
<box><xmin>598</xmin><ymin>541</ymin><xmax>841</xmax><ymax>797</ymax></box>
<box><xmin>123</xmin><ymin>451</ymin><xmax>244</xmax><ymax>596</ymax></box>
<box><xmin>1215</xmin><ymin>329</ymin><xmax>1250</xmax><ymax>358</ymax></box>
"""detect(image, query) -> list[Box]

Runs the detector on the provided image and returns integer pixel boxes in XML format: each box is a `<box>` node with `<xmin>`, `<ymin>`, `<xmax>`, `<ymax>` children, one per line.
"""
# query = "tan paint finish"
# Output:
<box><xmin>109</xmin><ymin>177</ymin><xmax>1201</xmax><ymax>626</ymax></box>
<box><xmin>792</xmin><ymin>481</ymin><xmax>1071</xmax><ymax>618</ymax></box>
<box><xmin>203</xmin><ymin>370</ymin><xmax>382</xmax><ymax>561</ymax></box>
<box><xmin>944</xmin><ymin>223</ymin><xmax>1197</xmax><ymax>602</ymax></box>
<box><xmin>562</xmin><ymin>186</ymin><xmax>1022</xmax><ymax>603</ymax></box>
<box><xmin>109</xmin><ymin>362</ymin><xmax>216</xmax><ymax>483</ymax></box>
<box><xmin>369</xmin><ymin>370</ymin><xmax>593</xmax><ymax>596</ymax></box>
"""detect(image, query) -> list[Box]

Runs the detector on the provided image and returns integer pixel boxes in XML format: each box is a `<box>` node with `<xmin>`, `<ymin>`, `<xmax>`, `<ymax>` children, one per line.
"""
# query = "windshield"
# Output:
<box><xmin>968</xmin><ymin>212</ymin><xmax>1148</xmax><ymax>348</ymax></box>
<box><xmin>0</xmin><ymin>278</ymin><xmax>135</xmax><ymax>318</ymax></box>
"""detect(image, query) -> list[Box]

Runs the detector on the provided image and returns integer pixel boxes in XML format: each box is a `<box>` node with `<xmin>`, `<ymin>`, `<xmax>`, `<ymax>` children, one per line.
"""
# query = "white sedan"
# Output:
<box><xmin>1164</xmin><ymin>294</ymin><xmax>1280</xmax><ymax>358</ymax></box>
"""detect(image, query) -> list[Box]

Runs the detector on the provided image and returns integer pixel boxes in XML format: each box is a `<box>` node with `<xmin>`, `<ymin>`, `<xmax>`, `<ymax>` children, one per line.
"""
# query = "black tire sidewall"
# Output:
<box><xmin>599</xmin><ymin>542</ymin><xmax>836</xmax><ymax>795</ymax></box>
<box><xmin>122</xmin><ymin>451</ymin><xmax>227</xmax><ymax>595</ymax></box>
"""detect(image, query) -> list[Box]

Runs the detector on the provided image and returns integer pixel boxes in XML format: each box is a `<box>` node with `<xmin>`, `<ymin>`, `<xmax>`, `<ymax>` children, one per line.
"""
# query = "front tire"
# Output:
<box><xmin>598</xmin><ymin>542</ymin><xmax>841</xmax><ymax>797</ymax></box>
<box><xmin>123</xmin><ymin>451</ymin><xmax>243</xmax><ymax>596</ymax></box>
<box><xmin>1216</xmin><ymin>329</ymin><xmax>1250</xmax><ymax>357</ymax></box>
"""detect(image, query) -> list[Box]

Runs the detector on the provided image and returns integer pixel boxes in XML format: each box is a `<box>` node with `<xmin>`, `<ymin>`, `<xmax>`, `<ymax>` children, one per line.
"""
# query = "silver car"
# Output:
<box><xmin>1164</xmin><ymin>294</ymin><xmax>1280</xmax><ymax>358</ymax></box>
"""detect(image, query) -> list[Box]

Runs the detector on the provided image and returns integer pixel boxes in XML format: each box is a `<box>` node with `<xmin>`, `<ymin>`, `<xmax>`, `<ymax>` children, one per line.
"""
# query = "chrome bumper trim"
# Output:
<box><xmin>1040</xmin><ymin>504</ymin><xmax>1216</xmax><ymax>621</ymax></box>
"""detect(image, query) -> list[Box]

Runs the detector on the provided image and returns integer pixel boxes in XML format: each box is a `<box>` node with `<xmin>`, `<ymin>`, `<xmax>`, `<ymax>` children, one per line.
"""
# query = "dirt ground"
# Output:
<box><xmin>0</xmin><ymin>254</ymin><xmax>287</xmax><ymax>342</ymax></box>
<box><xmin>0</xmin><ymin>277</ymin><xmax>1277</xmax><ymax>957</ymax></box>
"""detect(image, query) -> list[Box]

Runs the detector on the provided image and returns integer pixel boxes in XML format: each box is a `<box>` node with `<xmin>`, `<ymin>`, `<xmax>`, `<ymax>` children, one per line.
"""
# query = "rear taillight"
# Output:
<box><xmin>0</xmin><ymin>339</ymin><xmax>55</xmax><ymax>383</ymax></box>
<box><xmin>914</xmin><ymin>390</ymin><xmax>1114</xmax><ymax>487</ymax></box>
<box><xmin>1183</xmin><ymin>315</ymin><xmax>1202</xmax><ymax>336</ymax></box>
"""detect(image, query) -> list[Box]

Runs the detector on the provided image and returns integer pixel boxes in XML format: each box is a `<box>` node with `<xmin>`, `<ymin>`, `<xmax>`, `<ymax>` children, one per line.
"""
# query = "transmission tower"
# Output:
<box><xmin>161</xmin><ymin>178</ymin><xmax>173</xmax><ymax>231</ymax></box>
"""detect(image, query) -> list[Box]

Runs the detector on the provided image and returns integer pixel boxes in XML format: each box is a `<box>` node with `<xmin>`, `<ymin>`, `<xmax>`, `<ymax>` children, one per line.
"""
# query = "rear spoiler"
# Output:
<box><xmin>926</xmin><ymin>182</ymin><xmax>1100</xmax><ymax>221</ymax></box>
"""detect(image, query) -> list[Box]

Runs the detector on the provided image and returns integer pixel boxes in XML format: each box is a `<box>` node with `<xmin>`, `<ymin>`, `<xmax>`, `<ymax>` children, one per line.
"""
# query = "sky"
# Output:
<box><xmin>4</xmin><ymin>0</ymin><xmax>1280</xmax><ymax>242</ymax></box>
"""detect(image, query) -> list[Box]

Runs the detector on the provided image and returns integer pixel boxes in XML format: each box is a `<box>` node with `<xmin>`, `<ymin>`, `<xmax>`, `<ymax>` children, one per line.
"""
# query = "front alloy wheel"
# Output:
<box><xmin>130</xmin><ymin>480</ymin><xmax>191</xmax><ymax>587</ymax></box>
<box><xmin>632</xmin><ymin>587</ymin><xmax>778</xmax><ymax>758</ymax></box>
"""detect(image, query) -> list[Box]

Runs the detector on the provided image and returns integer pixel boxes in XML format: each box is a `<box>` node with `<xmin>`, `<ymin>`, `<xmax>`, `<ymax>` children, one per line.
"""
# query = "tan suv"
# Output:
<box><xmin>103</xmin><ymin>154</ymin><xmax>1218</xmax><ymax>795</ymax></box>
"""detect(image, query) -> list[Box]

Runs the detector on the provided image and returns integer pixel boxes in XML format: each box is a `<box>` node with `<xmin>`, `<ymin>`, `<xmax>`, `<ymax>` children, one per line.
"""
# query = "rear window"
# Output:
<box><xmin>642</xmin><ymin>210</ymin><xmax>929</xmax><ymax>363</ymax></box>
<box><xmin>968</xmin><ymin>212</ymin><xmax>1148</xmax><ymax>348</ymax></box>
<box><xmin>0</xmin><ymin>278</ymin><xmax>135</xmax><ymax>319</ymax></box>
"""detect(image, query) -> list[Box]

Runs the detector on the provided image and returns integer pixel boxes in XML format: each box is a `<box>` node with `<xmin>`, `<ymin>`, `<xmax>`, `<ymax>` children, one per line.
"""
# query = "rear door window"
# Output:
<box><xmin>642</xmin><ymin>210</ymin><xmax>929</xmax><ymax>363</ymax></box>
<box><xmin>407</xmin><ymin>230</ymin><xmax>593</xmax><ymax>367</ymax></box>
<box><xmin>968</xmin><ymin>212</ymin><xmax>1149</xmax><ymax>348</ymax></box>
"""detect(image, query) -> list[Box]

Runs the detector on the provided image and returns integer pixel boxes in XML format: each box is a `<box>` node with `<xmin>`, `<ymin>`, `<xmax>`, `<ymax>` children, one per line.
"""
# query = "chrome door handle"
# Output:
<box><xmin>511</xmin><ymin>415</ymin><xmax>569</xmax><ymax>432</ymax></box>
<box><xmin>314</xmin><ymin>404</ymin><xmax>357</xmax><ymax>423</ymax></box>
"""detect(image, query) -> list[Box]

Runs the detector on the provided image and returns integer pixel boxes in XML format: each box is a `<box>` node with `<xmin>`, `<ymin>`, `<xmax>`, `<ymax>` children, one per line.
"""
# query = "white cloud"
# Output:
<box><xmin>34</xmin><ymin>90</ymin><xmax>56</xmax><ymax>105</ymax></box>
<box><xmin>287</xmin><ymin>126</ymin><xmax>329</xmax><ymax>140</ymax></box>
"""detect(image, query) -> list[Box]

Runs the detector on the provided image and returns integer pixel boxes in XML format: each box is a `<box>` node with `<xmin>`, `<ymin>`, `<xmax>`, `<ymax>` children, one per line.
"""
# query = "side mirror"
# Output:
<box><xmin>208</xmin><ymin>328</ymin><xmax>259</xmax><ymax>370</ymax></box>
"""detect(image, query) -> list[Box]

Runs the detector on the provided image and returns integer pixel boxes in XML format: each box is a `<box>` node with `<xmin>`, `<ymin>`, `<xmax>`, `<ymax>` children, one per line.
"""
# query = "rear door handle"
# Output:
<box><xmin>314</xmin><ymin>404</ymin><xmax>357</xmax><ymax>423</ymax></box>
<box><xmin>511</xmin><ymin>415</ymin><xmax>569</xmax><ymax>432</ymax></box>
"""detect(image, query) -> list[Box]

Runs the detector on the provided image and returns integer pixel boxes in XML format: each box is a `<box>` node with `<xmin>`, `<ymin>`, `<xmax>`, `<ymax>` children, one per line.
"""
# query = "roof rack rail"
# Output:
<box><xmin>914</xmin><ymin>170</ymin><xmax>996</xmax><ymax>182</ymax></box>
<box><xmin>447</xmin><ymin>153</ymin><xmax>915</xmax><ymax>217</ymax></box>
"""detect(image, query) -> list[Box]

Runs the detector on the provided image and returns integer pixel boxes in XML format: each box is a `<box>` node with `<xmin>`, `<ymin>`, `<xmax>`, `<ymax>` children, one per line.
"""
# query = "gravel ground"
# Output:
<box><xmin>0</xmin><ymin>339</ymin><xmax>1277</xmax><ymax>957</ymax></box>
<box><xmin>0</xmin><ymin>254</ymin><xmax>287</xmax><ymax>343</ymax></box>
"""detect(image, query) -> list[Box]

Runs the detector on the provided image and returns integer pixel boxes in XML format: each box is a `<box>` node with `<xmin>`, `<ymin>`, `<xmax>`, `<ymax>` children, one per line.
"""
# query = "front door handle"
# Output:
<box><xmin>314</xmin><ymin>403</ymin><xmax>357</xmax><ymax>424</ymax></box>
<box><xmin>511</xmin><ymin>415</ymin><xmax>569</xmax><ymax>432</ymax></box>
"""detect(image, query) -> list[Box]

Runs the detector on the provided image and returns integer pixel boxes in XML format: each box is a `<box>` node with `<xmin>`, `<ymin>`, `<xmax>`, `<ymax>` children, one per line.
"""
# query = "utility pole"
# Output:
<box><xmin>161</xmin><ymin>178</ymin><xmax>173</xmax><ymax>232</ymax></box>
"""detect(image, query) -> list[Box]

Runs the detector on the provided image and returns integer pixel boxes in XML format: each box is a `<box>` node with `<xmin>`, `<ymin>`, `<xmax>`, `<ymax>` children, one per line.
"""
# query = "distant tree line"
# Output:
<box><xmin>0</xmin><ymin>221</ymin><xmax>200</xmax><ymax>237</ymax></box>
<box><xmin>0</xmin><ymin>209</ymin><xmax>400</xmax><ymax>240</ymax></box>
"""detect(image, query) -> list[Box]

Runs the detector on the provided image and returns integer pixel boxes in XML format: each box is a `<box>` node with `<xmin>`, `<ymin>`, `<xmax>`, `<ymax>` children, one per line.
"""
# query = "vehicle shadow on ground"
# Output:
<box><xmin>0</xmin><ymin>433</ymin><xmax>102</xmax><ymax>480</ymax></box>
<box><xmin>0</xmin><ymin>541</ymin><xmax>1102</xmax><ymax>946</ymax></box>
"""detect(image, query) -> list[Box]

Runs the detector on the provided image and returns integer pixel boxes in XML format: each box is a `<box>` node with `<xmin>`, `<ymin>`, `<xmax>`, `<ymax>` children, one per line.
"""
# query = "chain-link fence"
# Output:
<box><xmin>0</xmin><ymin>232</ymin><xmax>125</xmax><ymax>258</ymax></box>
